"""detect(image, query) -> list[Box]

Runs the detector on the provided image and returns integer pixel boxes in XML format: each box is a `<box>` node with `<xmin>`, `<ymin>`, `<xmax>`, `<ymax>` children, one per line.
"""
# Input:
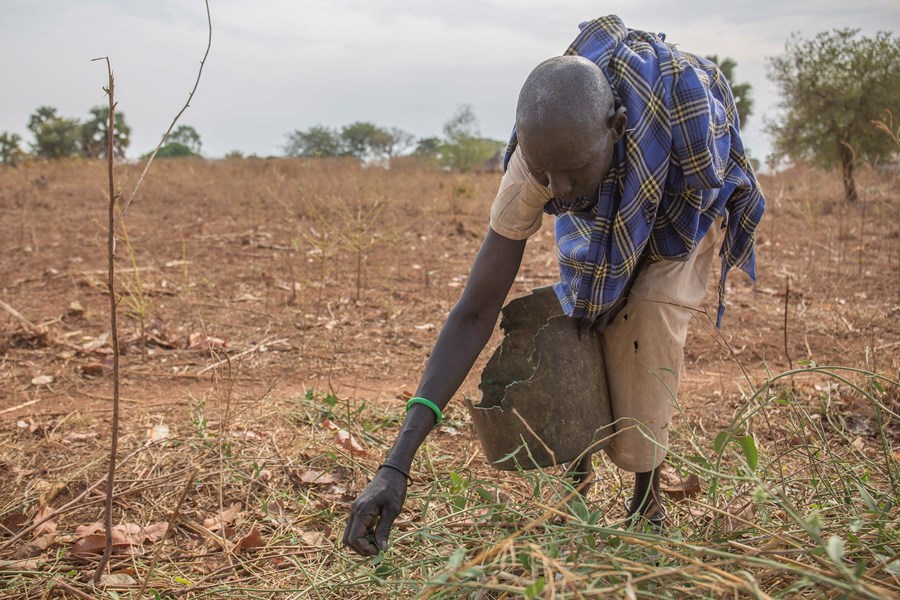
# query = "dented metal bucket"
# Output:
<box><xmin>466</xmin><ymin>286</ymin><xmax>613</xmax><ymax>470</ymax></box>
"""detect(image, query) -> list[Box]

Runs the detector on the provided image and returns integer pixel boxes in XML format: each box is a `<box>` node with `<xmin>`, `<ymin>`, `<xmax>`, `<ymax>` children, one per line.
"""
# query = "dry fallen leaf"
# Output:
<box><xmin>142</xmin><ymin>522</ymin><xmax>168</xmax><ymax>542</ymax></box>
<box><xmin>203</xmin><ymin>502</ymin><xmax>243</xmax><ymax>532</ymax></box>
<box><xmin>146</xmin><ymin>424</ymin><xmax>170</xmax><ymax>443</ymax></box>
<box><xmin>298</xmin><ymin>469</ymin><xmax>336</xmax><ymax>485</ymax></box>
<box><xmin>723</xmin><ymin>499</ymin><xmax>757</xmax><ymax>532</ymax></box>
<box><xmin>189</xmin><ymin>332</ymin><xmax>227</xmax><ymax>351</ymax></box>
<box><xmin>71</xmin><ymin>521</ymin><xmax>169</xmax><ymax>555</ymax></box>
<box><xmin>0</xmin><ymin>558</ymin><xmax>40</xmax><ymax>571</ymax></box>
<box><xmin>31</xmin><ymin>375</ymin><xmax>54</xmax><ymax>386</ymax></box>
<box><xmin>100</xmin><ymin>572</ymin><xmax>137</xmax><ymax>587</ymax></box>
<box><xmin>300</xmin><ymin>530</ymin><xmax>327</xmax><ymax>546</ymax></box>
<box><xmin>32</xmin><ymin>506</ymin><xmax>57</xmax><ymax>537</ymax></box>
<box><xmin>71</xmin><ymin>534</ymin><xmax>106</xmax><ymax>555</ymax></box>
<box><xmin>75</xmin><ymin>522</ymin><xmax>103</xmax><ymax>537</ymax></box>
<box><xmin>62</xmin><ymin>431</ymin><xmax>98</xmax><ymax>444</ymax></box>
<box><xmin>80</xmin><ymin>363</ymin><xmax>104</xmax><ymax>377</ymax></box>
<box><xmin>67</xmin><ymin>301</ymin><xmax>85</xmax><ymax>318</ymax></box>
<box><xmin>233</xmin><ymin>526</ymin><xmax>266</xmax><ymax>552</ymax></box>
<box><xmin>0</xmin><ymin>512</ymin><xmax>29</xmax><ymax>535</ymax></box>
<box><xmin>81</xmin><ymin>333</ymin><xmax>111</xmax><ymax>353</ymax></box>
<box><xmin>320</xmin><ymin>420</ymin><xmax>367</xmax><ymax>456</ymax></box>
<box><xmin>659</xmin><ymin>465</ymin><xmax>702</xmax><ymax>501</ymax></box>
<box><xmin>14</xmin><ymin>533</ymin><xmax>55</xmax><ymax>559</ymax></box>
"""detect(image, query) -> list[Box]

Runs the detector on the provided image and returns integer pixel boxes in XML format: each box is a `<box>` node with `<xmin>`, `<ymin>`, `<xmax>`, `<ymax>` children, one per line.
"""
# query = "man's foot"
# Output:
<box><xmin>625</xmin><ymin>466</ymin><xmax>666</xmax><ymax>531</ymax></box>
<box><xmin>623</xmin><ymin>496</ymin><xmax>667</xmax><ymax>531</ymax></box>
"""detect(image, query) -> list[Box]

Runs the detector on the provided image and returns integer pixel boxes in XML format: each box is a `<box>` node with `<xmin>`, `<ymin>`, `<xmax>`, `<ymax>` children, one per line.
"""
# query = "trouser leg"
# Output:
<box><xmin>601</xmin><ymin>223</ymin><xmax>719</xmax><ymax>473</ymax></box>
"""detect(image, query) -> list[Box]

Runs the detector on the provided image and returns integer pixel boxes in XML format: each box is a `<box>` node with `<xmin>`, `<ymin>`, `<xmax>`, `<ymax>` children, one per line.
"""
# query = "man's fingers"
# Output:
<box><xmin>343</xmin><ymin>504</ymin><xmax>379</xmax><ymax>556</ymax></box>
<box><xmin>374</xmin><ymin>506</ymin><xmax>399</xmax><ymax>552</ymax></box>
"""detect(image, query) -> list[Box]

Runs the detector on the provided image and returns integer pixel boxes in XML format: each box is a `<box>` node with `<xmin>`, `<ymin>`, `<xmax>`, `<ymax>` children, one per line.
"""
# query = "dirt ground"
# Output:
<box><xmin>0</xmin><ymin>157</ymin><xmax>897</xmax><ymax>596</ymax></box>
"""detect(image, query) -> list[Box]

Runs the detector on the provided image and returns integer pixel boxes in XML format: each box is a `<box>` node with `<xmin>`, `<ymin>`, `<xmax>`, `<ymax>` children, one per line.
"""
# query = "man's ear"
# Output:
<box><xmin>607</xmin><ymin>106</ymin><xmax>627</xmax><ymax>141</ymax></box>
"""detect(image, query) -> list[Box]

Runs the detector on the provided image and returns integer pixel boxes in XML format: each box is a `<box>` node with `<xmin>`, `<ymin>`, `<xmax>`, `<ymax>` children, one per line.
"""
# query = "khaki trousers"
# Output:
<box><xmin>600</xmin><ymin>222</ymin><xmax>719</xmax><ymax>473</ymax></box>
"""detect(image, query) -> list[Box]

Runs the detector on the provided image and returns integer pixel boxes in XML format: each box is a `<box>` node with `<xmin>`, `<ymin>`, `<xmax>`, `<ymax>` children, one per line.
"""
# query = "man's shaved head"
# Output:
<box><xmin>516</xmin><ymin>55</ymin><xmax>615</xmax><ymax>143</ymax></box>
<box><xmin>514</xmin><ymin>55</ymin><xmax>627</xmax><ymax>202</ymax></box>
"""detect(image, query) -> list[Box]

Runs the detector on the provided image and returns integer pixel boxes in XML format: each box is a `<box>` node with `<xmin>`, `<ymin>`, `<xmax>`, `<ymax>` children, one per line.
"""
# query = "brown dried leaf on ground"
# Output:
<box><xmin>320</xmin><ymin>419</ymin><xmax>367</xmax><ymax>456</ymax></box>
<box><xmin>14</xmin><ymin>533</ymin><xmax>55</xmax><ymax>559</ymax></box>
<box><xmin>203</xmin><ymin>502</ymin><xmax>243</xmax><ymax>532</ymax></box>
<box><xmin>0</xmin><ymin>559</ymin><xmax>40</xmax><ymax>571</ymax></box>
<box><xmin>79</xmin><ymin>363</ymin><xmax>104</xmax><ymax>377</ymax></box>
<box><xmin>723</xmin><ymin>498</ymin><xmax>757</xmax><ymax>532</ymax></box>
<box><xmin>99</xmin><ymin>572</ymin><xmax>137</xmax><ymax>586</ymax></box>
<box><xmin>146</xmin><ymin>424</ymin><xmax>170</xmax><ymax>444</ymax></box>
<box><xmin>189</xmin><ymin>332</ymin><xmax>227</xmax><ymax>351</ymax></box>
<box><xmin>300</xmin><ymin>530</ymin><xmax>328</xmax><ymax>546</ymax></box>
<box><xmin>71</xmin><ymin>521</ymin><xmax>169</xmax><ymax>554</ymax></box>
<box><xmin>659</xmin><ymin>464</ymin><xmax>702</xmax><ymax>501</ymax></box>
<box><xmin>81</xmin><ymin>333</ymin><xmax>111</xmax><ymax>353</ymax></box>
<box><xmin>71</xmin><ymin>533</ymin><xmax>106</xmax><ymax>555</ymax></box>
<box><xmin>297</xmin><ymin>469</ymin><xmax>336</xmax><ymax>485</ymax></box>
<box><xmin>143</xmin><ymin>522</ymin><xmax>169</xmax><ymax>542</ymax></box>
<box><xmin>0</xmin><ymin>512</ymin><xmax>29</xmax><ymax>535</ymax></box>
<box><xmin>32</xmin><ymin>506</ymin><xmax>57</xmax><ymax>536</ymax></box>
<box><xmin>62</xmin><ymin>431</ymin><xmax>99</xmax><ymax>444</ymax></box>
<box><xmin>233</xmin><ymin>526</ymin><xmax>266</xmax><ymax>552</ymax></box>
<box><xmin>30</xmin><ymin>374</ymin><xmax>54</xmax><ymax>386</ymax></box>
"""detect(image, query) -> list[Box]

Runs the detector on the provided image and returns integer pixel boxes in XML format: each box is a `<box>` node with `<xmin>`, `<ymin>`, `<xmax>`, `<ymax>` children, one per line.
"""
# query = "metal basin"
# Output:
<box><xmin>466</xmin><ymin>286</ymin><xmax>613</xmax><ymax>470</ymax></box>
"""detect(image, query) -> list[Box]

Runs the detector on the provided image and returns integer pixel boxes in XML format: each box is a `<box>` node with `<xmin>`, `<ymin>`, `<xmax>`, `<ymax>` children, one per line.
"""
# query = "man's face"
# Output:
<box><xmin>519</xmin><ymin>125</ymin><xmax>617</xmax><ymax>202</ymax></box>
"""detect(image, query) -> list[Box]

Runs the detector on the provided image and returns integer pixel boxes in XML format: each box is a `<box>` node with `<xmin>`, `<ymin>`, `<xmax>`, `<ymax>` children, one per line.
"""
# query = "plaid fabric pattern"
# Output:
<box><xmin>503</xmin><ymin>15</ymin><xmax>765</xmax><ymax>326</ymax></box>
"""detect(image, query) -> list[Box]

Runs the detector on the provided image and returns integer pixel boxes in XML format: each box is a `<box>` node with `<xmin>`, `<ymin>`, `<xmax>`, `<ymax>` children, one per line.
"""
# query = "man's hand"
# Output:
<box><xmin>343</xmin><ymin>467</ymin><xmax>408</xmax><ymax>556</ymax></box>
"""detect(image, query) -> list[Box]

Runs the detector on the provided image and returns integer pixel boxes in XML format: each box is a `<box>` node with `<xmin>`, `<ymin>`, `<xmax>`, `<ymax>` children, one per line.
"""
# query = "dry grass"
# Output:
<box><xmin>0</xmin><ymin>158</ymin><xmax>897</xmax><ymax>598</ymax></box>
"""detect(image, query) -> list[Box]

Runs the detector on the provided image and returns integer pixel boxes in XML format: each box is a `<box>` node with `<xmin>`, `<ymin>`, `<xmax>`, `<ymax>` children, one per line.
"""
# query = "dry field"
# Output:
<box><xmin>0</xmin><ymin>157</ymin><xmax>898</xmax><ymax>598</ymax></box>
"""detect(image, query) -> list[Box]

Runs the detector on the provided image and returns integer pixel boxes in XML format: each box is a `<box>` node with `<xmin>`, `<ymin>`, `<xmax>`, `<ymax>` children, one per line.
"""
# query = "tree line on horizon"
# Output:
<box><xmin>0</xmin><ymin>106</ymin><xmax>204</xmax><ymax>167</ymax></box>
<box><xmin>1</xmin><ymin>29</ymin><xmax>897</xmax><ymax>201</ymax></box>
<box><xmin>282</xmin><ymin>104</ymin><xmax>506</xmax><ymax>171</ymax></box>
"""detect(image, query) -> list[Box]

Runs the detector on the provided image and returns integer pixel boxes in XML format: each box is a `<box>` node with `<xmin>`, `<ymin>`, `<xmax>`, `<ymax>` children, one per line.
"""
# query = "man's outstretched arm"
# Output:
<box><xmin>343</xmin><ymin>228</ymin><xmax>527</xmax><ymax>555</ymax></box>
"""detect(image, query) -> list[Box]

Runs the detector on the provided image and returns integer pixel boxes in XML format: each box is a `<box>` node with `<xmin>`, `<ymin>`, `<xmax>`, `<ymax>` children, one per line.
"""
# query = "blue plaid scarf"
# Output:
<box><xmin>503</xmin><ymin>15</ymin><xmax>765</xmax><ymax>326</ymax></box>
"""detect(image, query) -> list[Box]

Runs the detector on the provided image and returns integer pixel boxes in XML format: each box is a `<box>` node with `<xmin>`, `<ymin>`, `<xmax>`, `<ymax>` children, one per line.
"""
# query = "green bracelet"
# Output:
<box><xmin>406</xmin><ymin>396</ymin><xmax>443</xmax><ymax>426</ymax></box>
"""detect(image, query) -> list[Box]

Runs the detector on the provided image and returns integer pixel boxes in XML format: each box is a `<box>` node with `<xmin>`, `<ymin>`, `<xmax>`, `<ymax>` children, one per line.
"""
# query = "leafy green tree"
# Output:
<box><xmin>168</xmin><ymin>125</ymin><xmax>202</xmax><ymax>154</ymax></box>
<box><xmin>0</xmin><ymin>131</ymin><xmax>26</xmax><ymax>166</ymax></box>
<box><xmin>284</xmin><ymin>125</ymin><xmax>343</xmax><ymax>157</ymax></box>
<box><xmin>767</xmin><ymin>29</ymin><xmax>900</xmax><ymax>202</ymax></box>
<box><xmin>81</xmin><ymin>105</ymin><xmax>131</xmax><ymax>159</ymax></box>
<box><xmin>369</xmin><ymin>126</ymin><xmax>415</xmax><ymax>160</ymax></box>
<box><xmin>705</xmin><ymin>55</ymin><xmax>753</xmax><ymax>127</ymax></box>
<box><xmin>413</xmin><ymin>136</ymin><xmax>441</xmax><ymax>158</ymax></box>
<box><xmin>439</xmin><ymin>104</ymin><xmax>503</xmax><ymax>171</ymax></box>
<box><xmin>27</xmin><ymin>106</ymin><xmax>82</xmax><ymax>159</ymax></box>
<box><xmin>153</xmin><ymin>142</ymin><xmax>198</xmax><ymax>158</ymax></box>
<box><xmin>340</xmin><ymin>121</ymin><xmax>382</xmax><ymax>160</ymax></box>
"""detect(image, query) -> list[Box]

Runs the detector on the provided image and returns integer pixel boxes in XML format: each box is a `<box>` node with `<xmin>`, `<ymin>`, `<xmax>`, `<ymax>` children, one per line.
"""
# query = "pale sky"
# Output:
<box><xmin>2</xmin><ymin>1</ymin><xmax>898</xmax><ymax>162</ymax></box>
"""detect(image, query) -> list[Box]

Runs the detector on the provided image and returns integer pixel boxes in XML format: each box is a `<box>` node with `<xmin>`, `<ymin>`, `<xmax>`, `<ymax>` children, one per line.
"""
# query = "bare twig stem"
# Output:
<box><xmin>49</xmin><ymin>579</ymin><xmax>96</xmax><ymax>600</ymax></box>
<box><xmin>196</xmin><ymin>337</ymin><xmax>284</xmax><ymax>375</ymax></box>
<box><xmin>0</xmin><ymin>299</ymin><xmax>38</xmax><ymax>332</ymax></box>
<box><xmin>88</xmin><ymin>5</ymin><xmax>211</xmax><ymax>580</ymax></box>
<box><xmin>510</xmin><ymin>407</ymin><xmax>557</xmax><ymax>468</ymax></box>
<box><xmin>783</xmin><ymin>275</ymin><xmax>793</xmax><ymax>373</ymax></box>
<box><xmin>93</xmin><ymin>56</ymin><xmax>120</xmax><ymax>584</ymax></box>
<box><xmin>115</xmin><ymin>0</ymin><xmax>212</xmax><ymax>226</ymax></box>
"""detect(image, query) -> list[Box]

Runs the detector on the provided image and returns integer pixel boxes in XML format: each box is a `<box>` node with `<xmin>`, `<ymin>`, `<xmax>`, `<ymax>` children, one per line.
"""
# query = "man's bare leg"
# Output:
<box><xmin>553</xmin><ymin>452</ymin><xmax>595</xmax><ymax>523</ymax></box>
<box><xmin>569</xmin><ymin>452</ymin><xmax>595</xmax><ymax>498</ymax></box>
<box><xmin>627</xmin><ymin>465</ymin><xmax>665</xmax><ymax>527</ymax></box>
